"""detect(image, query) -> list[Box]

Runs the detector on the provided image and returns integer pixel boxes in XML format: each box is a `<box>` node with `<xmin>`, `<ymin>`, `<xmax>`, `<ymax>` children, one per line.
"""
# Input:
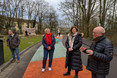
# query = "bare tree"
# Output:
<box><xmin>33</xmin><ymin>0</ymin><xmax>50</xmax><ymax>33</ymax></box>
<box><xmin>99</xmin><ymin>0</ymin><xmax>115</xmax><ymax>27</ymax></box>
<box><xmin>59</xmin><ymin>0</ymin><xmax>97</xmax><ymax>37</ymax></box>
<box><xmin>25</xmin><ymin>0</ymin><xmax>35</xmax><ymax>28</ymax></box>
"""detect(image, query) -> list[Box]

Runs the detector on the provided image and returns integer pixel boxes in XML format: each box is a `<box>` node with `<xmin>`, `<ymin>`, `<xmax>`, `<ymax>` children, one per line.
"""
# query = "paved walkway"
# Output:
<box><xmin>23</xmin><ymin>38</ymin><xmax>91</xmax><ymax>78</ymax></box>
<box><xmin>0</xmin><ymin>42</ymin><xmax>42</xmax><ymax>78</ymax></box>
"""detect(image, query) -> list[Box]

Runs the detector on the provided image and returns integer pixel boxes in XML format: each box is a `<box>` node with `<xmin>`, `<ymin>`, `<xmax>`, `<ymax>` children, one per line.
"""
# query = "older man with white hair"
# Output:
<box><xmin>80</xmin><ymin>26</ymin><xmax>113</xmax><ymax>78</ymax></box>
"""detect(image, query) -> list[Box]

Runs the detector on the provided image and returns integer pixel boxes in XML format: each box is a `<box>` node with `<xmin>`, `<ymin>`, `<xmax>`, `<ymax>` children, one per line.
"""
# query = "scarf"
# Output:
<box><xmin>93</xmin><ymin>35</ymin><xmax>105</xmax><ymax>44</ymax></box>
<box><xmin>46</xmin><ymin>33</ymin><xmax>52</xmax><ymax>46</ymax></box>
<box><xmin>90</xmin><ymin>35</ymin><xmax>105</xmax><ymax>50</ymax></box>
<box><xmin>68</xmin><ymin>32</ymin><xmax>78</xmax><ymax>48</ymax></box>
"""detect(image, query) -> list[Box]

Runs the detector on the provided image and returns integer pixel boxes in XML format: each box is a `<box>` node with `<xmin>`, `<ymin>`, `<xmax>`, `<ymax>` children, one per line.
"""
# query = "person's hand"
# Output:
<box><xmin>47</xmin><ymin>47</ymin><xmax>49</xmax><ymax>50</ymax></box>
<box><xmin>48</xmin><ymin>46</ymin><xmax>51</xmax><ymax>50</ymax></box>
<box><xmin>49</xmin><ymin>46</ymin><xmax>51</xmax><ymax>50</ymax></box>
<box><xmin>69</xmin><ymin>48</ymin><xmax>73</xmax><ymax>51</ymax></box>
<box><xmin>47</xmin><ymin>46</ymin><xmax>50</xmax><ymax>50</ymax></box>
<box><xmin>86</xmin><ymin>50</ymin><xmax>93</xmax><ymax>55</ymax></box>
<box><xmin>80</xmin><ymin>47</ymin><xmax>86</xmax><ymax>52</ymax></box>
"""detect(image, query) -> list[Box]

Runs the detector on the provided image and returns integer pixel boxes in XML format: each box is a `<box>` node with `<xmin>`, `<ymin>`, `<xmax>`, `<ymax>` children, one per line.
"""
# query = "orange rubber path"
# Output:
<box><xmin>23</xmin><ymin>57</ymin><xmax>91</xmax><ymax>78</ymax></box>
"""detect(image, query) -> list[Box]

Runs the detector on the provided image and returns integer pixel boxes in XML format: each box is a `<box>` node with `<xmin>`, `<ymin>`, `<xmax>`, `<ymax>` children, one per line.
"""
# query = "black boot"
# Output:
<box><xmin>63</xmin><ymin>66</ymin><xmax>71</xmax><ymax>76</ymax></box>
<box><xmin>74</xmin><ymin>75</ymin><xmax>78</xmax><ymax>78</ymax></box>
<box><xmin>63</xmin><ymin>72</ymin><xmax>70</xmax><ymax>76</ymax></box>
<box><xmin>74</xmin><ymin>70</ymin><xmax>78</xmax><ymax>78</ymax></box>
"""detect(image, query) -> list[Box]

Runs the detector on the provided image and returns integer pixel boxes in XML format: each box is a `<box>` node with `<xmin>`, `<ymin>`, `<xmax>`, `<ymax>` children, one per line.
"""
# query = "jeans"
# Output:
<box><xmin>42</xmin><ymin>49</ymin><xmax>54</xmax><ymax>68</ymax></box>
<box><xmin>92</xmin><ymin>72</ymin><xmax>106</xmax><ymax>78</ymax></box>
<box><xmin>10</xmin><ymin>48</ymin><xmax>20</xmax><ymax>60</ymax></box>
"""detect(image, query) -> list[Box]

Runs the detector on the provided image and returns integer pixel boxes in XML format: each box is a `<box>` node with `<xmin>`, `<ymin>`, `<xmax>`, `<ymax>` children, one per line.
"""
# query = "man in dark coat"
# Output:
<box><xmin>80</xmin><ymin>26</ymin><xmax>113</xmax><ymax>78</ymax></box>
<box><xmin>7</xmin><ymin>29</ymin><xmax>20</xmax><ymax>63</ymax></box>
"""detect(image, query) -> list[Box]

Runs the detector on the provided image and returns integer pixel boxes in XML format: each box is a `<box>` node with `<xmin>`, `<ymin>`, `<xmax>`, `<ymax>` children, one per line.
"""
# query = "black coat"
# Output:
<box><xmin>65</xmin><ymin>34</ymin><xmax>82</xmax><ymax>71</ymax></box>
<box><xmin>85</xmin><ymin>35</ymin><xmax>113</xmax><ymax>75</ymax></box>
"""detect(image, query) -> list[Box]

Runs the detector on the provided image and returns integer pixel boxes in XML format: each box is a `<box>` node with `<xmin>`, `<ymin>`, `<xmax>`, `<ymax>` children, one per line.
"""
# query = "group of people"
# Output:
<box><xmin>6</xmin><ymin>26</ymin><xmax>113</xmax><ymax>78</ymax></box>
<box><xmin>42</xmin><ymin>26</ymin><xmax>113</xmax><ymax>78</ymax></box>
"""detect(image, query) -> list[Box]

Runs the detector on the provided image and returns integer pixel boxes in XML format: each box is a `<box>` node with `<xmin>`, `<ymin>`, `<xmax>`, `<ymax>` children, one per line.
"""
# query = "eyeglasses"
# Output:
<box><xmin>93</xmin><ymin>32</ymin><xmax>102</xmax><ymax>34</ymax></box>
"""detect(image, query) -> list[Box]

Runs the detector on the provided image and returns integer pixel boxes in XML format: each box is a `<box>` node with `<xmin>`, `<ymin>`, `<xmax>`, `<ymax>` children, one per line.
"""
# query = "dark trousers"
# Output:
<box><xmin>42</xmin><ymin>49</ymin><xmax>54</xmax><ymax>68</ymax></box>
<box><xmin>67</xmin><ymin>52</ymin><xmax>78</xmax><ymax>76</ymax></box>
<box><xmin>68</xmin><ymin>66</ymin><xmax>78</xmax><ymax>76</ymax></box>
<box><xmin>92</xmin><ymin>72</ymin><xmax>106</xmax><ymax>78</ymax></box>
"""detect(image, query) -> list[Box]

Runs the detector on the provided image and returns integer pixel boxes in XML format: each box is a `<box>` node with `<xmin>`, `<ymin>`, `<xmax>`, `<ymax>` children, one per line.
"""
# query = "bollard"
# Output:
<box><xmin>0</xmin><ymin>39</ymin><xmax>4</xmax><ymax>65</ymax></box>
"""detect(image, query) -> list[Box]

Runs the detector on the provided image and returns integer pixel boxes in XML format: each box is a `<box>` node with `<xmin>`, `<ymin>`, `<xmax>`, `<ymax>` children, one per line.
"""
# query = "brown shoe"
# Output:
<box><xmin>11</xmin><ymin>60</ymin><xmax>16</xmax><ymax>63</ymax></box>
<box><xmin>16</xmin><ymin>60</ymin><xmax>20</xmax><ymax>63</ymax></box>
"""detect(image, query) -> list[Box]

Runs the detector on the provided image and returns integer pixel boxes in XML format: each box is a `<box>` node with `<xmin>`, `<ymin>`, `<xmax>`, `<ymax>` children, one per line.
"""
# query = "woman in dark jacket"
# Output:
<box><xmin>63</xmin><ymin>26</ymin><xmax>82</xmax><ymax>78</ymax></box>
<box><xmin>42</xmin><ymin>28</ymin><xmax>55</xmax><ymax>72</ymax></box>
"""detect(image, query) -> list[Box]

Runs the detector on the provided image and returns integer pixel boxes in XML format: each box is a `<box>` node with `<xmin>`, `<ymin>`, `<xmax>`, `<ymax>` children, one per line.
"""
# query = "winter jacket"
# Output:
<box><xmin>65</xmin><ymin>34</ymin><xmax>82</xmax><ymax>71</ymax></box>
<box><xmin>7</xmin><ymin>34</ymin><xmax>20</xmax><ymax>49</ymax></box>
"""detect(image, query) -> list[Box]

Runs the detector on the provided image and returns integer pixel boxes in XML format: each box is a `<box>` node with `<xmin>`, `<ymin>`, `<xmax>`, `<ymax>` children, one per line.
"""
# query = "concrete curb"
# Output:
<box><xmin>0</xmin><ymin>41</ymin><xmax>42</xmax><ymax>73</ymax></box>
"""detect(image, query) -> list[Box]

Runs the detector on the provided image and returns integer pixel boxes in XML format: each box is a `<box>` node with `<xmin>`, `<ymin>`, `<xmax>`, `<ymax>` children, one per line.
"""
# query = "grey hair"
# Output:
<box><xmin>98</xmin><ymin>26</ymin><xmax>105</xmax><ymax>33</ymax></box>
<box><xmin>45</xmin><ymin>28</ymin><xmax>50</xmax><ymax>33</ymax></box>
<box><xmin>103</xmin><ymin>28</ymin><xmax>105</xmax><ymax>33</ymax></box>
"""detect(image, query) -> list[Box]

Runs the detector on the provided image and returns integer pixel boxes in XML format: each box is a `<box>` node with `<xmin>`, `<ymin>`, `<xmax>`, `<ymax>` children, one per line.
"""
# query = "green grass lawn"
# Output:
<box><xmin>3</xmin><ymin>35</ymin><xmax>42</xmax><ymax>62</ymax></box>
